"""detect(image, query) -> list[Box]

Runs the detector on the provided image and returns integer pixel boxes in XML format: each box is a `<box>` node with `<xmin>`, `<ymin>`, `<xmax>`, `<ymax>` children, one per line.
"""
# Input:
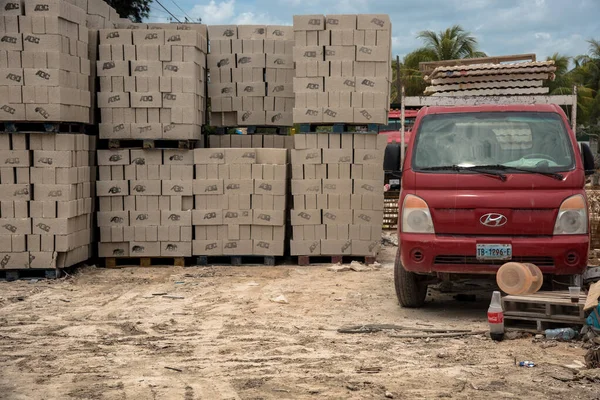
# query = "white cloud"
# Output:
<box><xmin>189</xmin><ymin>0</ymin><xmax>235</xmax><ymax>25</ymax></box>
<box><xmin>535</xmin><ymin>32</ymin><xmax>551</xmax><ymax>40</ymax></box>
<box><xmin>233</xmin><ymin>12</ymin><xmax>284</xmax><ymax>25</ymax></box>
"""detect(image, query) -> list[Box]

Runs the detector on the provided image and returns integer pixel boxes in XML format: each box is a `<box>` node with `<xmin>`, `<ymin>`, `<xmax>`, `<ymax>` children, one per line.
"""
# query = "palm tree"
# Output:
<box><xmin>397</xmin><ymin>25</ymin><xmax>486</xmax><ymax>96</ymax></box>
<box><xmin>417</xmin><ymin>25</ymin><xmax>486</xmax><ymax>60</ymax></box>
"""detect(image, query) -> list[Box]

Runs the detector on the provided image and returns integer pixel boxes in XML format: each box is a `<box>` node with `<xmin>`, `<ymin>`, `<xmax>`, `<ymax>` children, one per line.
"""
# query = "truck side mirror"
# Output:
<box><xmin>580</xmin><ymin>143</ymin><xmax>595</xmax><ymax>176</ymax></box>
<box><xmin>384</xmin><ymin>143</ymin><xmax>402</xmax><ymax>174</ymax></box>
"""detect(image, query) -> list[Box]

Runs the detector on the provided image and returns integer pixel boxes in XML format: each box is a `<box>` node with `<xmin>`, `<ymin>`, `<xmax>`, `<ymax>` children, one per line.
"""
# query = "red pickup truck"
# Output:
<box><xmin>395</xmin><ymin>104</ymin><xmax>595</xmax><ymax>307</ymax></box>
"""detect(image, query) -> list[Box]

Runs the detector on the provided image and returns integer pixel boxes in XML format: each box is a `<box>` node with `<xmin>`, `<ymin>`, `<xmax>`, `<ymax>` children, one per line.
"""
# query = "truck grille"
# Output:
<box><xmin>433</xmin><ymin>255</ymin><xmax>553</xmax><ymax>266</ymax></box>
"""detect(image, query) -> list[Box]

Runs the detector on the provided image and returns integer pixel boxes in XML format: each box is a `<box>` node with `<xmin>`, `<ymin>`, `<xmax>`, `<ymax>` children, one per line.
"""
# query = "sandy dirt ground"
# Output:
<box><xmin>0</xmin><ymin>243</ymin><xmax>598</xmax><ymax>400</ymax></box>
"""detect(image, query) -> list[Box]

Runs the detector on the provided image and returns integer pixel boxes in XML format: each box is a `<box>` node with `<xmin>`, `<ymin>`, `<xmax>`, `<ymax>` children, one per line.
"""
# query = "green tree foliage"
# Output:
<box><xmin>106</xmin><ymin>0</ymin><xmax>151</xmax><ymax>23</ymax></box>
<box><xmin>545</xmin><ymin>40</ymin><xmax>600</xmax><ymax>129</ymax></box>
<box><xmin>395</xmin><ymin>25</ymin><xmax>486</xmax><ymax>97</ymax></box>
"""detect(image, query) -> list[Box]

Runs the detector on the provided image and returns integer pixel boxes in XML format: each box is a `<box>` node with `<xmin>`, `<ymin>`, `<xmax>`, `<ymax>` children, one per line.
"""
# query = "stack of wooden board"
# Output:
<box><xmin>424</xmin><ymin>61</ymin><xmax>557</xmax><ymax>97</ymax></box>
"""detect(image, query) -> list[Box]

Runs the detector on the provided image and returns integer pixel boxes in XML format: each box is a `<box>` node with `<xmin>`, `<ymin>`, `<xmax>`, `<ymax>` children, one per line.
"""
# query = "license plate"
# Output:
<box><xmin>476</xmin><ymin>244</ymin><xmax>512</xmax><ymax>260</ymax></box>
<box><xmin>389</xmin><ymin>179</ymin><xmax>400</xmax><ymax>185</ymax></box>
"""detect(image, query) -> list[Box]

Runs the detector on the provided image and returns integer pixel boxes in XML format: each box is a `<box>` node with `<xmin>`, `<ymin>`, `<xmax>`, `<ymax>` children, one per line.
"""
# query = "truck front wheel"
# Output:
<box><xmin>394</xmin><ymin>250</ymin><xmax>428</xmax><ymax>308</ymax></box>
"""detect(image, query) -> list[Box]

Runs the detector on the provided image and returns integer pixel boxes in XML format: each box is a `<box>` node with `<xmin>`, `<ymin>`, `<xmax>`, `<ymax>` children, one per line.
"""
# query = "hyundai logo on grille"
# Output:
<box><xmin>480</xmin><ymin>213</ymin><xmax>507</xmax><ymax>227</ymax></box>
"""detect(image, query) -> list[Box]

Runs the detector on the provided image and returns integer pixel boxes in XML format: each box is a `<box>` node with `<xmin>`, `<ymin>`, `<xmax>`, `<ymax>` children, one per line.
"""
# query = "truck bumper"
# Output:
<box><xmin>400</xmin><ymin>233</ymin><xmax>589</xmax><ymax>275</ymax></box>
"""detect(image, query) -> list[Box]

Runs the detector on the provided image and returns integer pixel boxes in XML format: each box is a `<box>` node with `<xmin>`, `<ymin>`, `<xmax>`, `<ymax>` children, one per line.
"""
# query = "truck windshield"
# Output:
<box><xmin>412</xmin><ymin>112</ymin><xmax>575</xmax><ymax>173</ymax></box>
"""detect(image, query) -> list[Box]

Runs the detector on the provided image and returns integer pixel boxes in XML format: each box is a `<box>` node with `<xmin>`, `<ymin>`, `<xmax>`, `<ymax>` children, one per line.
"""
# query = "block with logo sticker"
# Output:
<box><xmin>0</xmin><ymin>218</ymin><xmax>31</xmax><ymax>235</ymax></box>
<box><xmin>161</xmin><ymin>180</ymin><xmax>192</xmax><ymax>196</ymax></box>
<box><xmin>207</xmin><ymin>25</ymin><xmax>238</xmax><ymax>39</ymax></box>
<box><xmin>97</xmin><ymin>149</ymin><xmax>130</xmax><ymax>166</ymax></box>
<box><xmin>253</xmin><ymin>240</ymin><xmax>284</xmax><ymax>256</ymax></box>
<box><xmin>192</xmin><ymin>239</ymin><xmax>222</xmax><ymax>256</ymax></box>
<box><xmin>353</xmin><ymin>149</ymin><xmax>384</xmax><ymax>165</ymax></box>
<box><xmin>321</xmin><ymin>239</ymin><xmax>352</xmax><ymax>255</ymax></box>
<box><xmin>0</xmin><ymin>68</ymin><xmax>23</xmax><ymax>86</ymax></box>
<box><xmin>129</xmin><ymin>211</ymin><xmax>160</xmax><ymax>227</ymax></box>
<box><xmin>352</xmin><ymin>240</ymin><xmax>380</xmax><ymax>256</ymax></box>
<box><xmin>290</xmin><ymin>208</ymin><xmax>321</xmax><ymax>226</ymax></box>
<box><xmin>96</xmin><ymin>60</ymin><xmax>128</xmax><ymax>76</ymax></box>
<box><xmin>96</xmin><ymin>180</ymin><xmax>128</xmax><ymax>197</ymax></box>
<box><xmin>160</xmin><ymin>241</ymin><xmax>191</xmax><ymax>256</ymax></box>
<box><xmin>254</xmin><ymin>180</ymin><xmax>286</xmax><ymax>196</ymax></box>
<box><xmin>192</xmin><ymin>179</ymin><xmax>224</xmax><ymax>195</ymax></box>
<box><xmin>99</xmin><ymin>123</ymin><xmax>132</xmax><ymax>139</ymax></box>
<box><xmin>266</xmin><ymin>82</ymin><xmax>293</xmax><ymax>97</ymax></box>
<box><xmin>97</xmin><ymin>211</ymin><xmax>129</xmax><ymax>227</ymax></box>
<box><xmin>129</xmin><ymin>180</ymin><xmax>161</xmax><ymax>196</ymax></box>
<box><xmin>98</xmin><ymin>242</ymin><xmax>129</xmax><ymax>257</ymax></box>
<box><xmin>192</xmin><ymin>209</ymin><xmax>223</xmax><ymax>225</ymax></box>
<box><xmin>265</xmin><ymin>111</ymin><xmax>292</xmax><ymax>126</ymax></box>
<box><xmin>357</xmin><ymin>14</ymin><xmax>391</xmax><ymax>30</ymax></box>
<box><xmin>322</xmin><ymin>179</ymin><xmax>352</xmax><ymax>195</ymax></box>
<box><xmin>293</xmin><ymin>15</ymin><xmax>325</xmax><ymax>31</ymax></box>
<box><xmin>219</xmin><ymin>240</ymin><xmax>247</xmax><ymax>255</ymax></box>
<box><xmin>129</xmin><ymin>241</ymin><xmax>160</xmax><ymax>256</ymax></box>
<box><xmin>223</xmin><ymin>209</ymin><xmax>252</xmax><ymax>225</ymax></box>
<box><xmin>160</xmin><ymin>210</ymin><xmax>191</xmax><ymax>226</ymax></box>
<box><xmin>353</xmin><ymin>209</ymin><xmax>384</xmax><ymax>226</ymax></box>
<box><xmin>0</xmin><ymin>33</ymin><xmax>22</xmax><ymax>51</ymax></box>
<box><xmin>33</xmin><ymin>184</ymin><xmax>77</xmax><ymax>201</ymax></box>
<box><xmin>352</xmin><ymin>108</ymin><xmax>386</xmax><ymax>125</ymax></box>
<box><xmin>0</xmin><ymin>251</ymin><xmax>29</xmax><ymax>268</ymax></box>
<box><xmin>322</xmin><ymin>209</ymin><xmax>353</xmax><ymax>225</ymax></box>
<box><xmin>253</xmin><ymin>210</ymin><xmax>284</xmax><ymax>226</ymax></box>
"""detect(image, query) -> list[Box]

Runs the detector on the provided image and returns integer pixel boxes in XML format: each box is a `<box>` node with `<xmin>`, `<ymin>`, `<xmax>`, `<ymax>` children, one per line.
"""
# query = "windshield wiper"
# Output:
<box><xmin>475</xmin><ymin>164</ymin><xmax>564</xmax><ymax>181</ymax></box>
<box><xmin>420</xmin><ymin>165</ymin><xmax>507</xmax><ymax>181</ymax></box>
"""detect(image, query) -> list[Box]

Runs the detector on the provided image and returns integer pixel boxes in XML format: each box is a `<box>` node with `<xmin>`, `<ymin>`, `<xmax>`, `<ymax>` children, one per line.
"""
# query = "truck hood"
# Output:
<box><xmin>413</xmin><ymin>171</ymin><xmax>582</xmax><ymax>236</ymax></box>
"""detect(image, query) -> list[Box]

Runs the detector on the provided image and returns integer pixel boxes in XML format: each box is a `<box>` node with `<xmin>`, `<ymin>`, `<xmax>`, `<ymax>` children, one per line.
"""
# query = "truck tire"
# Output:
<box><xmin>394</xmin><ymin>250</ymin><xmax>428</xmax><ymax>308</ymax></box>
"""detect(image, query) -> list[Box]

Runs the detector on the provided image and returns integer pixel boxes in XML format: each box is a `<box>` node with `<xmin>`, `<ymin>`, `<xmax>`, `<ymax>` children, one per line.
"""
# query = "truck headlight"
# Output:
<box><xmin>402</xmin><ymin>194</ymin><xmax>434</xmax><ymax>233</ymax></box>
<box><xmin>553</xmin><ymin>194</ymin><xmax>587</xmax><ymax>235</ymax></box>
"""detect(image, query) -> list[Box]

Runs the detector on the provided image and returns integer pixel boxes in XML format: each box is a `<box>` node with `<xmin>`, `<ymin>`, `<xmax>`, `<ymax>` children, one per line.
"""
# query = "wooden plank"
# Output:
<box><xmin>432</xmin><ymin>87</ymin><xmax>549</xmax><ymax>97</ymax></box>
<box><xmin>404</xmin><ymin>94</ymin><xmax>575</xmax><ymax>107</ymax></box>
<box><xmin>419</xmin><ymin>53</ymin><xmax>537</xmax><ymax>73</ymax></box>
<box><xmin>426</xmin><ymin>80</ymin><xmax>544</xmax><ymax>93</ymax></box>
<box><xmin>431</xmin><ymin>73</ymin><xmax>551</xmax><ymax>85</ymax></box>
<box><xmin>503</xmin><ymin>310</ymin><xmax>583</xmax><ymax>323</ymax></box>
<box><xmin>140</xmin><ymin>258</ymin><xmax>151</xmax><ymax>267</ymax></box>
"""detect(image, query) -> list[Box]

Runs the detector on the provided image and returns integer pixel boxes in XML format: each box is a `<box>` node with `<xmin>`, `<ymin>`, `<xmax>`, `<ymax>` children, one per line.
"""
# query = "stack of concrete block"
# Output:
<box><xmin>96</xmin><ymin>24</ymin><xmax>208</xmax><ymax>140</ymax></box>
<box><xmin>292</xmin><ymin>14</ymin><xmax>391</xmax><ymax>124</ymax></box>
<box><xmin>208</xmin><ymin>134</ymin><xmax>294</xmax><ymax>149</ymax></box>
<box><xmin>96</xmin><ymin>148</ymin><xmax>194</xmax><ymax>258</ymax></box>
<box><xmin>0</xmin><ymin>132</ymin><xmax>95</xmax><ymax>269</ymax></box>
<box><xmin>192</xmin><ymin>148</ymin><xmax>287</xmax><ymax>256</ymax></box>
<box><xmin>207</xmin><ymin>25</ymin><xmax>295</xmax><ymax>127</ymax></box>
<box><xmin>84</xmin><ymin>0</ymin><xmax>125</xmax><ymax>125</ymax></box>
<box><xmin>290</xmin><ymin>133</ymin><xmax>385</xmax><ymax>257</ymax></box>
<box><xmin>0</xmin><ymin>0</ymin><xmax>93</xmax><ymax>123</ymax></box>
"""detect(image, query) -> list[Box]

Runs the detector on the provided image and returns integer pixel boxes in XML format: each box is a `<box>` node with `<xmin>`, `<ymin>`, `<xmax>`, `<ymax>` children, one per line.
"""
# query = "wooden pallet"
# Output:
<box><xmin>103</xmin><ymin>138</ymin><xmax>198</xmax><ymax>150</ymax></box>
<box><xmin>213</xmin><ymin>126</ymin><xmax>290</xmax><ymax>135</ymax></box>
<box><xmin>1</xmin><ymin>121</ymin><xmax>86</xmax><ymax>133</ymax></box>
<box><xmin>195</xmin><ymin>255</ymin><xmax>277</xmax><ymax>266</ymax></box>
<box><xmin>505</xmin><ymin>316</ymin><xmax>580</xmax><ymax>333</ymax></box>
<box><xmin>502</xmin><ymin>291</ymin><xmax>586</xmax><ymax>332</ymax></box>
<box><xmin>298</xmin><ymin>123</ymin><xmax>380</xmax><ymax>133</ymax></box>
<box><xmin>296</xmin><ymin>255</ymin><xmax>376</xmax><ymax>266</ymax></box>
<box><xmin>383</xmin><ymin>190</ymin><xmax>400</xmax><ymax>229</ymax></box>
<box><xmin>0</xmin><ymin>268</ymin><xmax>65</xmax><ymax>280</ymax></box>
<box><xmin>104</xmin><ymin>257</ymin><xmax>186</xmax><ymax>268</ymax></box>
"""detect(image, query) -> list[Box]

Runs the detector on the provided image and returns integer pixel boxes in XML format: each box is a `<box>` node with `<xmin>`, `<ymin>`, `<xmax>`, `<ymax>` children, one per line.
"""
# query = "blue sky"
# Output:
<box><xmin>149</xmin><ymin>0</ymin><xmax>600</xmax><ymax>61</ymax></box>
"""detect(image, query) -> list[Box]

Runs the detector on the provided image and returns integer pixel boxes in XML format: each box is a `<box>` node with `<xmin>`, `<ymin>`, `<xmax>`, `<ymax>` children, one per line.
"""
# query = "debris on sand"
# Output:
<box><xmin>327</xmin><ymin>265</ymin><xmax>351</xmax><ymax>272</ymax></box>
<box><xmin>269</xmin><ymin>295</ymin><xmax>289</xmax><ymax>304</ymax></box>
<box><xmin>350</xmin><ymin>261</ymin><xmax>372</xmax><ymax>272</ymax></box>
<box><xmin>381</xmin><ymin>233</ymin><xmax>398</xmax><ymax>247</ymax></box>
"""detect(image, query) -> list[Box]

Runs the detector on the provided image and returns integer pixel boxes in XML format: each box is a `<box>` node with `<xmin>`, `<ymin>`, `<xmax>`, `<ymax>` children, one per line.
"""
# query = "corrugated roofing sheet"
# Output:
<box><xmin>426</xmin><ymin>61</ymin><xmax>556</xmax><ymax>80</ymax></box>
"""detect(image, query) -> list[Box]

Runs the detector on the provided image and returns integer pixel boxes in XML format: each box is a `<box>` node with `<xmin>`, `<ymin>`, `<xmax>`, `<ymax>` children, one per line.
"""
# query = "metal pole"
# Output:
<box><xmin>572</xmin><ymin>85</ymin><xmax>578</xmax><ymax>134</ymax></box>
<box><xmin>395</xmin><ymin>55</ymin><xmax>401</xmax><ymax>103</ymax></box>
<box><xmin>400</xmin><ymin>85</ymin><xmax>405</xmax><ymax>168</ymax></box>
